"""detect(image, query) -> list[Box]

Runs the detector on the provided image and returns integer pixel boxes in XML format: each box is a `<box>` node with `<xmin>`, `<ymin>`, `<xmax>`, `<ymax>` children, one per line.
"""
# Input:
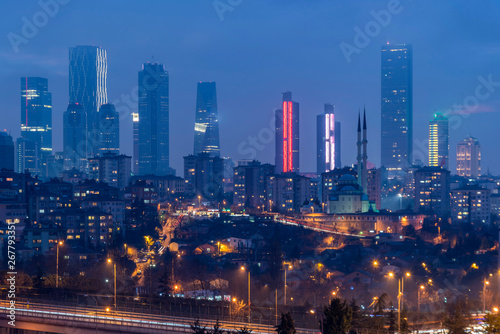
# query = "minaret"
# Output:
<box><xmin>362</xmin><ymin>108</ymin><xmax>368</xmax><ymax>191</ymax></box>
<box><xmin>357</xmin><ymin>112</ymin><xmax>362</xmax><ymax>187</ymax></box>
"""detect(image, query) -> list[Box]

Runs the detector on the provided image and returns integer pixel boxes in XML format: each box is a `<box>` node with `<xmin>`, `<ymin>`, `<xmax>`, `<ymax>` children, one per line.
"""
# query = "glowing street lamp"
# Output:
<box><xmin>240</xmin><ymin>266</ymin><xmax>251</xmax><ymax>322</ymax></box>
<box><xmin>56</xmin><ymin>241</ymin><xmax>63</xmax><ymax>288</ymax></box>
<box><xmin>484</xmin><ymin>280</ymin><xmax>490</xmax><ymax>313</ymax></box>
<box><xmin>107</xmin><ymin>258</ymin><xmax>117</xmax><ymax>311</ymax></box>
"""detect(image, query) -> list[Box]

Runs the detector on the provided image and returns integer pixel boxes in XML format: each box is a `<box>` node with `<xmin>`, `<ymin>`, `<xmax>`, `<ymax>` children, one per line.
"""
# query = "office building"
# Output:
<box><xmin>138</xmin><ymin>63</ymin><xmax>170</xmax><ymax>175</ymax></box>
<box><xmin>456</xmin><ymin>136</ymin><xmax>481</xmax><ymax>178</ymax></box>
<box><xmin>193</xmin><ymin>82</ymin><xmax>220</xmax><ymax>157</ymax></box>
<box><xmin>98</xmin><ymin>103</ymin><xmax>119</xmax><ymax>154</ymax></box>
<box><xmin>20</xmin><ymin>77</ymin><xmax>52</xmax><ymax>175</ymax></box>
<box><xmin>69</xmin><ymin>45</ymin><xmax>108</xmax><ymax>159</ymax></box>
<box><xmin>275</xmin><ymin>91</ymin><xmax>299</xmax><ymax>173</ymax></box>
<box><xmin>0</xmin><ymin>132</ymin><xmax>14</xmax><ymax>171</ymax></box>
<box><xmin>132</xmin><ymin>112</ymin><xmax>139</xmax><ymax>174</ymax></box>
<box><xmin>381</xmin><ymin>44</ymin><xmax>413</xmax><ymax>172</ymax></box>
<box><xmin>317</xmin><ymin>104</ymin><xmax>341</xmax><ymax>175</ymax></box>
<box><xmin>63</xmin><ymin>103</ymin><xmax>87</xmax><ymax>171</ymax></box>
<box><xmin>428</xmin><ymin>113</ymin><xmax>449</xmax><ymax>169</ymax></box>
<box><xmin>16</xmin><ymin>137</ymin><xmax>38</xmax><ymax>174</ymax></box>
<box><xmin>414</xmin><ymin>166</ymin><xmax>450</xmax><ymax>216</ymax></box>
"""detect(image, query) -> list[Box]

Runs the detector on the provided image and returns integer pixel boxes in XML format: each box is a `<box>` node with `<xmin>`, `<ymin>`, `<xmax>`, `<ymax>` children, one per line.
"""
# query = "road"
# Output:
<box><xmin>0</xmin><ymin>300</ymin><xmax>319</xmax><ymax>334</ymax></box>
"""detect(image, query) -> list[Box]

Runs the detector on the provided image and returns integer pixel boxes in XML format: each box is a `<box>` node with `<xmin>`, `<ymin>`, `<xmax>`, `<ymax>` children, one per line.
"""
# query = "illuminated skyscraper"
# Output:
<box><xmin>138</xmin><ymin>63</ymin><xmax>170</xmax><ymax>175</ymax></box>
<box><xmin>20</xmin><ymin>77</ymin><xmax>52</xmax><ymax>175</ymax></box>
<box><xmin>317</xmin><ymin>104</ymin><xmax>341</xmax><ymax>175</ymax></box>
<box><xmin>63</xmin><ymin>103</ymin><xmax>87</xmax><ymax>171</ymax></box>
<box><xmin>428</xmin><ymin>113</ymin><xmax>449</xmax><ymax>169</ymax></box>
<box><xmin>193</xmin><ymin>82</ymin><xmax>220</xmax><ymax>157</ymax></box>
<box><xmin>69</xmin><ymin>45</ymin><xmax>107</xmax><ymax>159</ymax></box>
<box><xmin>132</xmin><ymin>112</ymin><xmax>139</xmax><ymax>174</ymax></box>
<box><xmin>381</xmin><ymin>44</ymin><xmax>413</xmax><ymax>172</ymax></box>
<box><xmin>275</xmin><ymin>91</ymin><xmax>299</xmax><ymax>173</ymax></box>
<box><xmin>456</xmin><ymin>136</ymin><xmax>481</xmax><ymax>178</ymax></box>
<box><xmin>98</xmin><ymin>103</ymin><xmax>119</xmax><ymax>154</ymax></box>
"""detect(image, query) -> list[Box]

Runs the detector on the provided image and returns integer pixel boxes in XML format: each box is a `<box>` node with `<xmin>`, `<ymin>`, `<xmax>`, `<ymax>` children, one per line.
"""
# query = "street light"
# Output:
<box><xmin>56</xmin><ymin>241</ymin><xmax>63</xmax><ymax>288</ymax></box>
<box><xmin>484</xmin><ymin>280</ymin><xmax>490</xmax><ymax>314</ymax></box>
<box><xmin>284</xmin><ymin>263</ymin><xmax>292</xmax><ymax>305</ymax></box>
<box><xmin>198</xmin><ymin>195</ymin><xmax>201</xmax><ymax>207</ymax></box>
<box><xmin>240</xmin><ymin>266</ymin><xmax>250</xmax><ymax>322</ymax></box>
<box><xmin>418</xmin><ymin>285</ymin><xmax>425</xmax><ymax>312</ymax></box>
<box><xmin>387</xmin><ymin>271</ymin><xmax>410</xmax><ymax>333</ymax></box>
<box><xmin>107</xmin><ymin>258</ymin><xmax>117</xmax><ymax>311</ymax></box>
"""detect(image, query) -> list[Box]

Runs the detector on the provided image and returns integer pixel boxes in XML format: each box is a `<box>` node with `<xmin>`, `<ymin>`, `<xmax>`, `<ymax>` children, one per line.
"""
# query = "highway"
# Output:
<box><xmin>0</xmin><ymin>300</ymin><xmax>320</xmax><ymax>334</ymax></box>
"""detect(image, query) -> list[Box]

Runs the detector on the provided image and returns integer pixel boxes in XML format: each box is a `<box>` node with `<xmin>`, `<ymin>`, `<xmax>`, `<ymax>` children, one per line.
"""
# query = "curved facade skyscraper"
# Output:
<box><xmin>193</xmin><ymin>82</ymin><xmax>220</xmax><ymax>157</ymax></box>
<box><xmin>69</xmin><ymin>45</ymin><xmax>108</xmax><ymax>160</ymax></box>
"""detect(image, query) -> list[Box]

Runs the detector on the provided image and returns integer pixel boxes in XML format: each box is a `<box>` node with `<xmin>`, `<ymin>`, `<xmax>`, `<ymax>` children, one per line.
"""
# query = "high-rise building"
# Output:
<box><xmin>381</xmin><ymin>44</ymin><xmax>413</xmax><ymax>172</ymax></box>
<box><xmin>69</xmin><ymin>45</ymin><xmax>107</xmax><ymax>159</ymax></box>
<box><xmin>275</xmin><ymin>91</ymin><xmax>299</xmax><ymax>173</ymax></box>
<box><xmin>233</xmin><ymin>160</ymin><xmax>275</xmax><ymax>209</ymax></box>
<box><xmin>63</xmin><ymin>103</ymin><xmax>87</xmax><ymax>171</ymax></box>
<box><xmin>183</xmin><ymin>153</ymin><xmax>224</xmax><ymax>201</ymax></box>
<box><xmin>88</xmin><ymin>153</ymin><xmax>131</xmax><ymax>190</ymax></box>
<box><xmin>98</xmin><ymin>103</ymin><xmax>119</xmax><ymax>154</ymax></box>
<box><xmin>456</xmin><ymin>136</ymin><xmax>481</xmax><ymax>178</ymax></box>
<box><xmin>193</xmin><ymin>82</ymin><xmax>220</xmax><ymax>157</ymax></box>
<box><xmin>138</xmin><ymin>63</ymin><xmax>170</xmax><ymax>175</ymax></box>
<box><xmin>16</xmin><ymin>137</ymin><xmax>38</xmax><ymax>174</ymax></box>
<box><xmin>20</xmin><ymin>77</ymin><xmax>52</xmax><ymax>175</ymax></box>
<box><xmin>132</xmin><ymin>112</ymin><xmax>139</xmax><ymax>174</ymax></box>
<box><xmin>0</xmin><ymin>132</ymin><xmax>15</xmax><ymax>171</ymax></box>
<box><xmin>451</xmin><ymin>185</ymin><xmax>490</xmax><ymax>224</ymax></box>
<box><xmin>317</xmin><ymin>104</ymin><xmax>341</xmax><ymax>175</ymax></box>
<box><xmin>414</xmin><ymin>166</ymin><xmax>450</xmax><ymax>216</ymax></box>
<box><xmin>428</xmin><ymin>113</ymin><xmax>449</xmax><ymax>169</ymax></box>
<box><xmin>267</xmin><ymin>173</ymin><xmax>310</xmax><ymax>213</ymax></box>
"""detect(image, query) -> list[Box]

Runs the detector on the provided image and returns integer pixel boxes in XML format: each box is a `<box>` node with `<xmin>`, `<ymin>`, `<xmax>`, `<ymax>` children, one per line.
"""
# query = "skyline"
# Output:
<box><xmin>1</xmin><ymin>1</ymin><xmax>500</xmax><ymax>175</ymax></box>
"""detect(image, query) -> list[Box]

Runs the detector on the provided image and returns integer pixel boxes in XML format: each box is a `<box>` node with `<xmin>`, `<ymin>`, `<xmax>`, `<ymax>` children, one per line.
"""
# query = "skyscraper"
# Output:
<box><xmin>98</xmin><ymin>103</ymin><xmax>119</xmax><ymax>154</ymax></box>
<box><xmin>317</xmin><ymin>104</ymin><xmax>341</xmax><ymax>175</ymax></box>
<box><xmin>428</xmin><ymin>113</ymin><xmax>449</xmax><ymax>169</ymax></box>
<box><xmin>456</xmin><ymin>136</ymin><xmax>481</xmax><ymax>178</ymax></box>
<box><xmin>0</xmin><ymin>132</ymin><xmax>14</xmax><ymax>171</ymax></box>
<box><xmin>275</xmin><ymin>91</ymin><xmax>299</xmax><ymax>173</ymax></box>
<box><xmin>63</xmin><ymin>103</ymin><xmax>87</xmax><ymax>171</ymax></box>
<box><xmin>20</xmin><ymin>77</ymin><xmax>52</xmax><ymax>175</ymax></box>
<box><xmin>193</xmin><ymin>82</ymin><xmax>220</xmax><ymax>157</ymax></box>
<box><xmin>138</xmin><ymin>62</ymin><xmax>170</xmax><ymax>175</ymax></box>
<box><xmin>132</xmin><ymin>112</ymin><xmax>139</xmax><ymax>174</ymax></box>
<box><xmin>381</xmin><ymin>43</ymin><xmax>413</xmax><ymax>172</ymax></box>
<box><xmin>69</xmin><ymin>45</ymin><xmax>107</xmax><ymax>159</ymax></box>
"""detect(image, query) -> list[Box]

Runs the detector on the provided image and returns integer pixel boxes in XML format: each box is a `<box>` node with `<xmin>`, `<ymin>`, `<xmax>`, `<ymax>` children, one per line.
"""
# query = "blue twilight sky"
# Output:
<box><xmin>1</xmin><ymin>0</ymin><xmax>500</xmax><ymax>175</ymax></box>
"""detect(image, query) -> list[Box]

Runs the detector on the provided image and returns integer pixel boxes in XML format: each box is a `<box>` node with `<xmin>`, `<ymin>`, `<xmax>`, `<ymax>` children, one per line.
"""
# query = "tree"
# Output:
<box><xmin>443</xmin><ymin>299</ymin><xmax>470</xmax><ymax>334</ymax></box>
<box><xmin>276</xmin><ymin>312</ymin><xmax>296</xmax><ymax>334</ymax></box>
<box><xmin>388</xmin><ymin>308</ymin><xmax>396</xmax><ymax>333</ymax></box>
<box><xmin>207</xmin><ymin>320</ymin><xmax>225</xmax><ymax>334</ymax></box>
<box><xmin>237</xmin><ymin>328</ymin><xmax>252</xmax><ymax>334</ymax></box>
<box><xmin>322</xmin><ymin>298</ymin><xmax>352</xmax><ymax>334</ymax></box>
<box><xmin>191</xmin><ymin>319</ymin><xmax>207</xmax><ymax>334</ymax></box>
<box><xmin>484</xmin><ymin>313</ymin><xmax>500</xmax><ymax>333</ymax></box>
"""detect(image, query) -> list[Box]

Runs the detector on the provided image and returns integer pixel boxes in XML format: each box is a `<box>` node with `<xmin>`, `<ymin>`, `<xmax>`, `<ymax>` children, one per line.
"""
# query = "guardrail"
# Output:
<box><xmin>0</xmin><ymin>301</ymin><xmax>320</xmax><ymax>334</ymax></box>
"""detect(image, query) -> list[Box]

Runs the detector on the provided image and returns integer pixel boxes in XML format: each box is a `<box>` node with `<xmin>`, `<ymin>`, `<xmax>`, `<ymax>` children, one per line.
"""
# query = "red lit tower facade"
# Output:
<box><xmin>275</xmin><ymin>91</ymin><xmax>299</xmax><ymax>173</ymax></box>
